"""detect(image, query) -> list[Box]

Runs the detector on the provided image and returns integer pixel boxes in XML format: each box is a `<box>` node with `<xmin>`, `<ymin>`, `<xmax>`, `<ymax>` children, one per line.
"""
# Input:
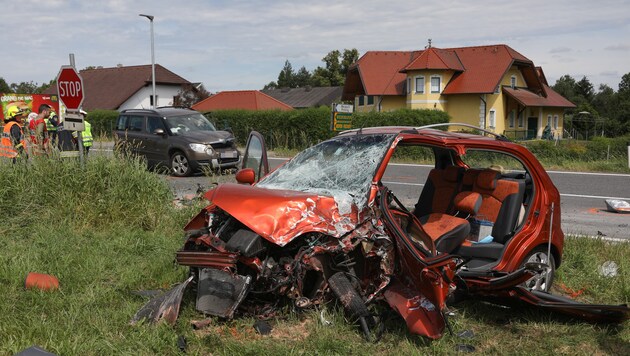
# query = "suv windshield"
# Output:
<box><xmin>165</xmin><ymin>113</ymin><xmax>216</xmax><ymax>135</ymax></box>
<box><xmin>257</xmin><ymin>133</ymin><xmax>396</xmax><ymax>213</ymax></box>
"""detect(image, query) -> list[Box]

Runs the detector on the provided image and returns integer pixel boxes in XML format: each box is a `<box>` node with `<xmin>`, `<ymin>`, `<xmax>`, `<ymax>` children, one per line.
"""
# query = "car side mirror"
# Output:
<box><xmin>235</xmin><ymin>168</ymin><xmax>256</xmax><ymax>185</ymax></box>
<box><xmin>153</xmin><ymin>128</ymin><xmax>166</xmax><ymax>136</ymax></box>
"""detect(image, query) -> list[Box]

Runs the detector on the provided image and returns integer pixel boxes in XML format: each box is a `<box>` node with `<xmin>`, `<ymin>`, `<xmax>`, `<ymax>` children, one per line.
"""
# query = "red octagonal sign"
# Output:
<box><xmin>56</xmin><ymin>66</ymin><xmax>84</xmax><ymax>110</ymax></box>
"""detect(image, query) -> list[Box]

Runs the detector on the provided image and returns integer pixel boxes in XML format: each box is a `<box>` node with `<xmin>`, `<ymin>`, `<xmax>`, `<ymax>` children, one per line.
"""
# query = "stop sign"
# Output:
<box><xmin>56</xmin><ymin>65</ymin><xmax>84</xmax><ymax>110</ymax></box>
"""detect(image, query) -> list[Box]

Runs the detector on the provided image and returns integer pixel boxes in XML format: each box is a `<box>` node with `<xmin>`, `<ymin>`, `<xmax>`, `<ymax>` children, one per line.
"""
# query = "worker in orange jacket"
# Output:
<box><xmin>1</xmin><ymin>105</ymin><xmax>27</xmax><ymax>163</ymax></box>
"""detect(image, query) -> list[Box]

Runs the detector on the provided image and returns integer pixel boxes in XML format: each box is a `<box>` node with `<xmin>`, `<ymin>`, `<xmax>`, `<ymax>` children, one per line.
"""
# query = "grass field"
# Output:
<box><xmin>0</xmin><ymin>155</ymin><xmax>628</xmax><ymax>355</ymax></box>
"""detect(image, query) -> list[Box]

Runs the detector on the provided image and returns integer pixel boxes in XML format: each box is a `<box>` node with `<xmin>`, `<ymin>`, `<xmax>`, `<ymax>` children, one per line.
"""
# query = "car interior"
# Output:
<box><xmin>383</xmin><ymin>143</ymin><xmax>535</xmax><ymax>273</ymax></box>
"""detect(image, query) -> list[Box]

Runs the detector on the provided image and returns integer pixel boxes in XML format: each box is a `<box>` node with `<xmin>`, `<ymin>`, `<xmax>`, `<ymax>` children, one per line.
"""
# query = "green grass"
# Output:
<box><xmin>0</xmin><ymin>156</ymin><xmax>628</xmax><ymax>355</ymax></box>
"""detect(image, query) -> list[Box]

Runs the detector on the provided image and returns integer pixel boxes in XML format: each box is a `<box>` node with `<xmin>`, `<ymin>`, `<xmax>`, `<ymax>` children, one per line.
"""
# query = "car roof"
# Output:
<box><xmin>120</xmin><ymin>107</ymin><xmax>198</xmax><ymax>117</ymax></box>
<box><xmin>337</xmin><ymin>124</ymin><xmax>508</xmax><ymax>144</ymax></box>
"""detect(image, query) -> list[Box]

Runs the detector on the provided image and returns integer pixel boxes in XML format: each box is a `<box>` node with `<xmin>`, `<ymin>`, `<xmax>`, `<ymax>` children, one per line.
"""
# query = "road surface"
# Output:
<box><xmin>93</xmin><ymin>144</ymin><xmax>630</xmax><ymax>240</ymax></box>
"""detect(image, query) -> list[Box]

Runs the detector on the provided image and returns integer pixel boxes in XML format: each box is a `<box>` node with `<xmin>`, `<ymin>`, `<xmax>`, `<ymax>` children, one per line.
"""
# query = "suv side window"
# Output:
<box><xmin>116</xmin><ymin>115</ymin><xmax>128</xmax><ymax>130</ymax></box>
<box><xmin>147</xmin><ymin>116</ymin><xmax>165</xmax><ymax>134</ymax></box>
<box><xmin>129</xmin><ymin>115</ymin><xmax>144</xmax><ymax>131</ymax></box>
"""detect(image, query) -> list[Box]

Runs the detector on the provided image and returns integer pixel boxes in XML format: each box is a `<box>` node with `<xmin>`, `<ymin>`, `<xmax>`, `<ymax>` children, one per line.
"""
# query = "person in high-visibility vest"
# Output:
<box><xmin>72</xmin><ymin>110</ymin><xmax>93</xmax><ymax>155</ymax></box>
<box><xmin>45</xmin><ymin>110</ymin><xmax>60</xmax><ymax>146</ymax></box>
<box><xmin>1</xmin><ymin>105</ymin><xmax>27</xmax><ymax>163</ymax></box>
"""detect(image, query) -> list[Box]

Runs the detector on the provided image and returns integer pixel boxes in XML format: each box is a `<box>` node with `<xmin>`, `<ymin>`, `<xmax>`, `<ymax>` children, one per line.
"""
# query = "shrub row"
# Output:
<box><xmin>83</xmin><ymin>109</ymin><xmax>119</xmax><ymax>137</ymax></box>
<box><xmin>204</xmin><ymin>107</ymin><xmax>451</xmax><ymax>150</ymax></box>
<box><xmin>522</xmin><ymin>135</ymin><xmax>630</xmax><ymax>162</ymax></box>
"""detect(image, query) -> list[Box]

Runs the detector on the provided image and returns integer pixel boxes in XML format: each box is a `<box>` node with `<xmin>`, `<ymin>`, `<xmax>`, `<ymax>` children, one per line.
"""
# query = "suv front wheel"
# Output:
<box><xmin>171</xmin><ymin>151</ymin><xmax>192</xmax><ymax>177</ymax></box>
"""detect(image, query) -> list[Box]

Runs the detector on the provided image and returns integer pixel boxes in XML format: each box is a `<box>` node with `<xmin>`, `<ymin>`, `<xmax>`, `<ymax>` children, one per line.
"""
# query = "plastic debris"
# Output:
<box><xmin>604</xmin><ymin>199</ymin><xmax>630</xmax><ymax>214</ymax></box>
<box><xmin>598</xmin><ymin>261</ymin><xmax>618</xmax><ymax>278</ymax></box>
<box><xmin>25</xmin><ymin>272</ymin><xmax>59</xmax><ymax>291</ymax></box>
<box><xmin>253</xmin><ymin>320</ymin><xmax>273</xmax><ymax>335</ymax></box>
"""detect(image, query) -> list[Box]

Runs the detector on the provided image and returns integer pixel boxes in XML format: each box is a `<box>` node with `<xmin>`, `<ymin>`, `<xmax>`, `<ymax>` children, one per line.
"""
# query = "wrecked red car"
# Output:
<box><xmin>135</xmin><ymin>124</ymin><xmax>629</xmax><ymax>340</ymax></box>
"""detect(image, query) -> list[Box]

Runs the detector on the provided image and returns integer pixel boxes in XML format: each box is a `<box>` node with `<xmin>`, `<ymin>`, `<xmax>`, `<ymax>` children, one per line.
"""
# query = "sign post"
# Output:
<box><xmin>331</xmin><ymin>103</ymin><xmax>353</xmax><ymax>132</ymax></box>
<box><xmin>56</xmin><ymin>59</ymin><xmax>85</xmax><ymax>163</ymax></box>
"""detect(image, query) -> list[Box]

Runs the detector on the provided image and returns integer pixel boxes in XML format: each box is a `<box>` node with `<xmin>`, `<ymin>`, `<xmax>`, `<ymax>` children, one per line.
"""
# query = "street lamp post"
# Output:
<box><xmin>139</xmin><ymin>14</ymin><xmax>156</xmax><ymax>109</ymax></box>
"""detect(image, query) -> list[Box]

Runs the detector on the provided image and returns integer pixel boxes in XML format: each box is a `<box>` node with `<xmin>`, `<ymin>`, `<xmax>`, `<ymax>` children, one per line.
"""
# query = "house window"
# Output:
<box><xmin>150</xmin><ymin>95</ymin><xmax>158</xmax><ymax>107</ymax></box>
<box><xmin>511</xmin><ymin>76</ymin><xmax>517</xmax><ymax>88</ymax></box>
<box><xmin>518</xmin><ymin>111</ymin><xmax>524</xmax><ymax>127</ymax></box>
<box><xmin>358</xmin><ymin>96</ymin><xmax>365</xmax><ymax>106</ymax></box>
<box><xmin>509</xmin><ymin>110</ymin><xmax>515</xmax><ymax>128</ymax></box>
<box><xmin>489</xmin><ymin>109</ymin><xmax>496</xmax><ymax>128</ymax></box>
<box><xmin>407</xmin><ymin>77</ymin><xmax>412</xmax><ymax>94</ymax></box>
<box><xmin>547</xmin><ymin>114</ymin><xmax>552</xmax><ymax>126</ymax></box>
<box><xmin>553</xmin><ymin>115</ymin><xmax>559</xmax><ymax>129</ymax></box>
<box><xmin>367</xmin><ymin>96</ymin><xmax>374</xmax><ymax>105</ymax></box>
<box><xmin>430</xmin><ymin>76</ymin><xmax>441</xmax><ymax>93</ymax></box>
<box><xmin>415</xmin><ymin>76</ymin><xmax>425</xmax><ymax>94</ymax></box>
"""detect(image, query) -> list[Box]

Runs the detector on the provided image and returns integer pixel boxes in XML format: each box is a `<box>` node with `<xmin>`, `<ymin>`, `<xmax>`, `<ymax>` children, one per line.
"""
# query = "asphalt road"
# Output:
<box><xmin>92</xmin><ymin>144</ymin><xmax>630</xmax><ymax>240</ymax></box>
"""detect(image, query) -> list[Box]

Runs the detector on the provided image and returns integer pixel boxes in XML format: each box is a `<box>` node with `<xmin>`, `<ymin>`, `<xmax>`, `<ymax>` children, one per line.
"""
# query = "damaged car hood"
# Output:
<box><xmin>204</xmin><ymin>183</ymin><xmax>361</xmax><ymax>246</ymax></box>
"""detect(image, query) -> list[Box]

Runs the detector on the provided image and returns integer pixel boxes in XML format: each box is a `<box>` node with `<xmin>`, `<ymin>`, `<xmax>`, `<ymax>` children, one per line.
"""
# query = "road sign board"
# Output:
<box><xmin>63</xmin><ymin>111</ymin><xmax>84</xmax><ymax>131</ymax></box>
<box><xmin>56</xmin><ymin>66</ymin><xmax>84</xmax><ymax>110</ymax></box>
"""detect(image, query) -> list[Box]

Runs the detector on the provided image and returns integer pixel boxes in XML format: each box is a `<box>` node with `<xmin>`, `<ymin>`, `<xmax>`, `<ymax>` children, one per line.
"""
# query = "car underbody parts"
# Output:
<box><xmin>131</xmin><ymin>276</ymin><xmax>193</xmax><ymax>325</ymax></box>
<box><xmin>196</xmin><ymin>268</ymin><xmax>252</xmax><ymax>319</ymax></box>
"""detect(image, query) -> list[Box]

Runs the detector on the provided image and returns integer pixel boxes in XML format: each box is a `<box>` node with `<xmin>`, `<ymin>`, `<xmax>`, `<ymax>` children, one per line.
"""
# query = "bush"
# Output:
<box><xmin>0</xmin><ymin>154</ymin><xmax>175</xmax><ymax>233</ymax></box>
<box><xmin>85</xmin><ymin>109</ymin><xmax>118</xmax><ymax>138</ymax></box>
<box><xmin>203</xmin><ymin>107</ymin><xmax>450</xmax><ymax>150</ymax></box>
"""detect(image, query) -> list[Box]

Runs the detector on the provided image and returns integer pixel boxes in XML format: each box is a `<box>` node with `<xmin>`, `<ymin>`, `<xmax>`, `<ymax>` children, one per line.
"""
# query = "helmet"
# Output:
<box><xmin>6</xmin><ymin>104</ymin><xmax>24</xmax><ymax>120</ymax></box>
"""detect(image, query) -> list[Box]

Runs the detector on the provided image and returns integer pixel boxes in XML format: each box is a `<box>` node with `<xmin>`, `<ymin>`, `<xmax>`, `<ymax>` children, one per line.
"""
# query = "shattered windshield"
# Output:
<box><xmin>257</xmin><ymin>133</ymin><xmax>396</xmax><ymax>213</ymax></box>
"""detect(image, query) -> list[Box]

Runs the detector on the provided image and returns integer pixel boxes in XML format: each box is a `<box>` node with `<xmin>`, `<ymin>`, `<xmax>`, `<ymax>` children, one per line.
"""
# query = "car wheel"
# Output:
<box><xmin>171</xmin><ymin>151</ymin><xmax>192</xmax><ymax>177</ymax></box>
<box><xmin>521</xmin><ymin>247</ymin><xmax>555</xmax><ymax>292</ymax></box>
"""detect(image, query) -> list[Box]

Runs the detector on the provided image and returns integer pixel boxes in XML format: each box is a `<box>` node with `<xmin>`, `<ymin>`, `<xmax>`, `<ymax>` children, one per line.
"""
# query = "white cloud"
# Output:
<box><xmin>2</xmin><ymin>0</ymin><xmax>629</xmax><ymax>91</ymax></box>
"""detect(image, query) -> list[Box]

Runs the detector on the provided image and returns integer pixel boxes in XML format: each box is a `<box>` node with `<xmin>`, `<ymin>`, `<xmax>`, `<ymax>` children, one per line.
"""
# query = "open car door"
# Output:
<box><xmin>235</xmin><ymin>131</ymin><xmax>269</xmax><ymax>184</ymax></box>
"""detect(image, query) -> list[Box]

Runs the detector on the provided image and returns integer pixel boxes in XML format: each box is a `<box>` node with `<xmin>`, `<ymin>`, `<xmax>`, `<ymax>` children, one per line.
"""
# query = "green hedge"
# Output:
<box><xmin>204</xmin><ymin>107</ymin><xmax>451</xmax><ymax>150</ymax></box>
<box><xmin>522</xmin><ymin>135</ymin><xmax>630</xmax><ymax>162</ymax></box>
<box><xmin>84</xmin><ymin>109</ymin><xmax>118</xmax><ymax>137</ymax></box>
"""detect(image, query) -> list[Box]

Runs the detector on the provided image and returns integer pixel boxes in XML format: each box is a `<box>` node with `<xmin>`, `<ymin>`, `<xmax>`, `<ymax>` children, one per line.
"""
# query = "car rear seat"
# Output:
<box><xmin>454</xmin><ymin>169</ymin><xmax>525</xmax><ymax>260</ymax></box>
<box><xmin>416</xmin><ymin>191</ymin><xmax>482</xmax><ymax>254</ymax></box>
<box><xmin>413</xmin><ymin>165</ymin><xmax>464</xmax><ymax>219</ymax></box>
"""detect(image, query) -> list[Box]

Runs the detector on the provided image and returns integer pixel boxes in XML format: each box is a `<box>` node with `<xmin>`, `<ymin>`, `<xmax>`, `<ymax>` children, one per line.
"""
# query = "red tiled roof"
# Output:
<box><xmin>191</xmin><ymin>90</ymin><xmax>293</xmax><ymax>111</ymax></box>
<box><xmin>402</xmin><ymin>47</ymin><xmax>464</xmax><ymax>72</ymax></box>
<box><xmin>443</xmin><ymin>45</ymin><xmax>537</xmax><ymax>94</ymax></box>
<box><xmin>43</xmin><ymin>64</ymin><xmax>190</xmax><ymax>110</ymax></box>
<box><xmin>346</xmin><ymin>51</ymin><xmax>416</xmax><ymax>97</ymax></box>
<box><xmin>503</xmin><ymin>85</ymin><xmax>576</xmax><ymax>108</ymax></box>
<box><xmin>343</xmin><ymin>44</ymin><xmax>544</xmax><ymax>100</ymax></box>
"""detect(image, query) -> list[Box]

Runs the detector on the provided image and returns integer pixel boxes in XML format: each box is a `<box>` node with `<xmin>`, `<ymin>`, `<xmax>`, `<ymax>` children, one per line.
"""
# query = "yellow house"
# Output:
<box><xmin>343</xmin><ymin>44</ymin><xmax>575</xmax><ymax>139</ymax></box>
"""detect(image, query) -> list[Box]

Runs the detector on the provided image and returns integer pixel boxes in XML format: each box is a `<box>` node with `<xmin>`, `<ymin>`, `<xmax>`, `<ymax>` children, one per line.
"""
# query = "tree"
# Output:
<box><xmin>277</xmin><ymin>60</ymin><xmax>296</xmax><ymax>88</ymax></box>
<box><xmin>9</xmin><ymin>81</ymin><xmax>39</xmax><ymax>94</ymax></box>
<box><xmin>263</xmin><ymin>48</ymin><xmax>360</xmax><ymax>90</ymax></box>
<box><xmin>294</xmin><ymin>66</ymin><xmax>312</xmax><ymax>87</ymax></box>
<box><xmin>619</xmin><ymin>72</ymin><xmax>630</xmax><ymax>95</ymax></box>
<box><xmin>0</xmin><ymin>77</ymin><xmax>10</xmax><ymax>93</ymax></box>
<box><xmin>340</xmin><ymin>48</ymin><xmax>359</xmax><ymax>75</ymax></box>
<box><xmin>552</xmin><ymin>75</ymin><xmax>578</xmax><ymax>105</ymax></box>
<box><xmin>575</xmin><ymin>76</ymin><xmax>595</xmax><ymax>102</ymax></box>
<box><xmin>173</xmin><ymin>84</ymin><xmax>210</xmax><ymax>108</ymax></box>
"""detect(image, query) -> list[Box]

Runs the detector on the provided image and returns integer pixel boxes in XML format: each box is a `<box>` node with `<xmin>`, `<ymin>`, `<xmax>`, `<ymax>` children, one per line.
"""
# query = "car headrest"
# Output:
<box><xmin>443</xmin><ymin>166</ymin><xmax>462</xmax><ymax>183</ymax></box>
<box><xmin>453</xmin><ymin>191</ymin><xmax>482</xmax><ymax>215</ymax></box>
<box><xmin>476</xmin><ymin>169</ymin><xmax>499</xmax><ymax>190</ymax></box>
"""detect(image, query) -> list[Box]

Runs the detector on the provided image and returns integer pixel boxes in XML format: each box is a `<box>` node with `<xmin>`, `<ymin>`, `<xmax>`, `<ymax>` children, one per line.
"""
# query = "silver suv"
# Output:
<box><xmin>114</xmin><ymin>107</ymin><xmax>240</xmax><ymax>176</ymax></box>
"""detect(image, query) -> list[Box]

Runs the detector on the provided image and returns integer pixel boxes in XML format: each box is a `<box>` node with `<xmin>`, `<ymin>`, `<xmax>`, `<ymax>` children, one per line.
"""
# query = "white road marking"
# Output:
<box><xmin>561</xmin><ymin>193</ymin><xmax>630</xmax><ymax>200</ymax></box>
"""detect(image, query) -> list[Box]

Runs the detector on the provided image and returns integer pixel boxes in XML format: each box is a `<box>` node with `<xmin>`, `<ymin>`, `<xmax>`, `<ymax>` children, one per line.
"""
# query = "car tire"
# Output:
<box><xmin>520</xmin><ymin>246</ymin><xmax>555</xmax><ymax>292</ymax></box>
<box><xmin>171</xmin><ymin>151</ymin><xmax>192</xmax><ymax>177</ymax></box>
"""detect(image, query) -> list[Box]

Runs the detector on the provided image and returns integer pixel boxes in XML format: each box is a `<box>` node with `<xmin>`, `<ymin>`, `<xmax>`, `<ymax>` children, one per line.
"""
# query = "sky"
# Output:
<box><xmin>2</xmin><ymin>0</ymin><xmax>629</xmax><ymax>93</ymax></box>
